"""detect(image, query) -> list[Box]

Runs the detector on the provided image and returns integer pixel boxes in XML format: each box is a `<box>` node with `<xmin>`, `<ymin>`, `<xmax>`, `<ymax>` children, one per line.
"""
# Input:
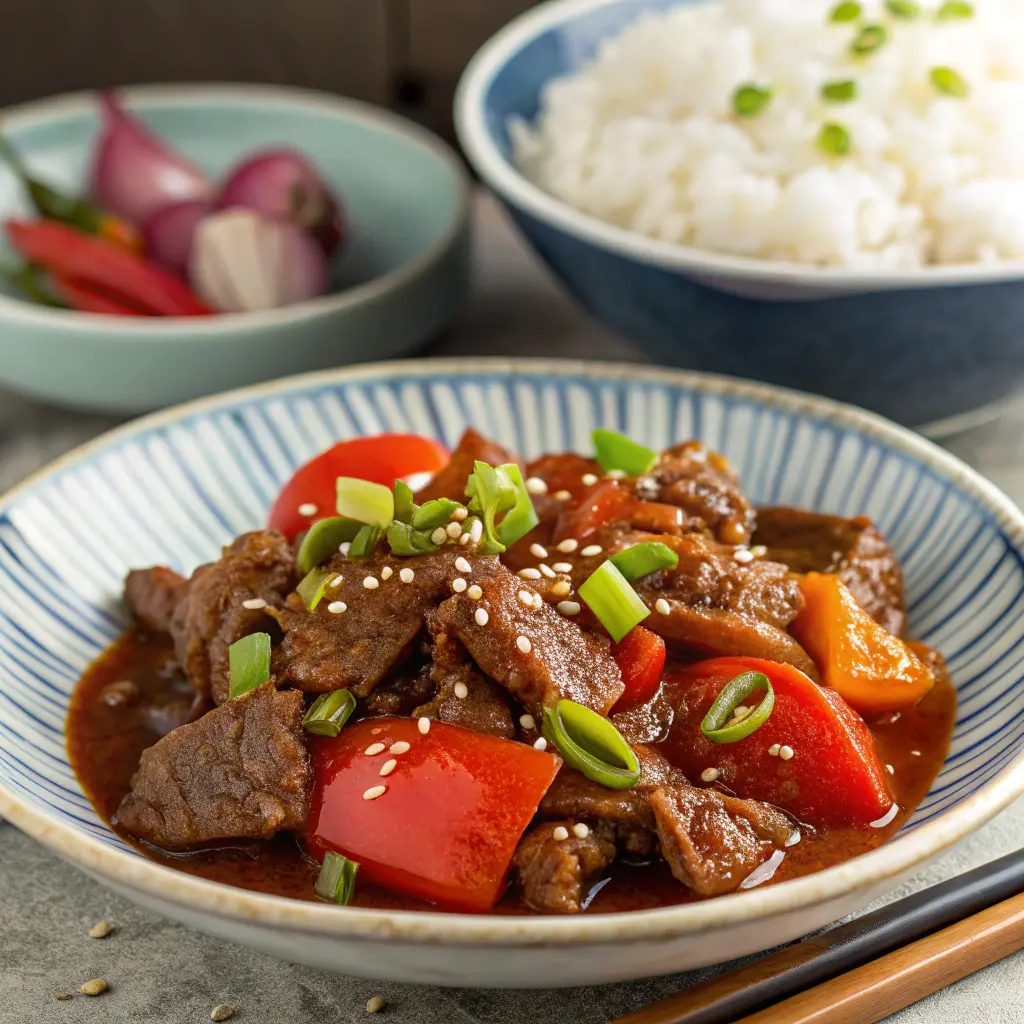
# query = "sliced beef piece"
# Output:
<box><xmin>513</xmin><ymin>820</ymin><xmax>616</xmax><ymax>914</ymax></box>
<box><xmin>754</xmin><ymin>508</ymin><xmax>905</xmax><ymax>636</ymax></box>
<box><xmin>115</xmin><ymin>683</ymin><xmax>310</xmax><ymax>851</ymax></box>
<box><xmin>649</xmin><ymin>785</ymin><xmax>794</xmax><ymax>896</ymax></box>
<box><xmin>416</xmin><ymin>428</ymin><xmax>519</xmax><ymax>503</ymax></box>
<box><xmin>363</xmin><ymin>663</ymin><xmax>436</xmax><ymax>717</ymax></box>
<box><xmin>522</xmin><ymin>453</ymin><xmax>604</xmax><ymax>526</ymax></box>
<box><xmin>429</xmin><ymin>561</ymin><xmax>624</xmax><ymax>716</ymax></box>
<box><xmin>165</xmin><ymin>531</ymin><xmax>296</xmax><ymax>705</ymax></box>
<box><xmin>124</xmin><ymin>566</ymin><xmax>188</xmax><ymax>634</ymax></box>
<box><xmin>612</xmin><ymin>687</ymin><xmax>675</xmax><ymax>745</ymax></box>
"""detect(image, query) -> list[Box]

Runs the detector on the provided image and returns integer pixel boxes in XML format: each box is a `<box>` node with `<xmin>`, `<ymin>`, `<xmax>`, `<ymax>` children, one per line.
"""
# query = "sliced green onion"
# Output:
<box><xmin>937</xmin><ymin>0</ymin><xmax>973</xmax><ymax>18</ymax></box>
<box><xmin>609</xmin><ymin>541</ymin><xmax>679</xmax><ymax>581</ymax></box>
<box><xmin>466</xmin><ymin>461</ymin><xmax>518</xmax><ymax>554</ymax></box>
<box><xmin>542</xmin><ymin>700</ymin><xmax>641</xmax><ymax>790</ymax></box>
<box><xmin>851</xmin><ymin>24</ymin><xmax>887</xmax><ymax>55</ymax></box>
<box><xmin>412</xmin><ymin>498</ymin><xmax>463</xmax><ymax>531</ymax></box>
<box><xmin>296</xmin><ymin>516</ymin><xmax>361</xmax><ymax>576</ymax></box>
<box><xmin>386</xmin><ymin>519</ymin><xmax>439</xmax><ymax>556</ymax></box>
<box><xmin>578</xmin><ymin>560</ymin><xmax>650</xmax><ymax>643</ymax></box>
<box><xmin>821</xmin><ymin>79</ymin><xmax>858</xmax><ymax>103</ymax></box>
<box><xmin>700</xmin><ymin>671</ymin><xmax>775</xmax><ymax>744</ymax></box>
<box><xmin>296</xmin><ymin>565</ymin><xmax>336</xmax><ymax>611</ymax></box>
<box><xmin>228</xmin><ymin>632</ymin><xmax>271</xmax><ymax>700</ymax></box>
<box><xmin>818</xmin><ymin>122</ymin><xmax>853</xmax><ymax>156</ymax></box>
<box><xmin>885</xmin><ymin>0</ymin><xmax>920</xmax><ymax>18</ymax></box>
<box><xmin>315</xmin><ymin>851</ymin><xmax>360</xmax><ymax>904</ymax></box>
<box><xmin>393</xmin><ymin>479</ymin><xmax>416</xmax><ymax>524</ymax></box>
<box><xmin>733</xmin><ymin>84</ymin><xmax>773</xmax><ymax>119</ymax></box>
<box><xmin>592</xmin><ymin>429</ymin><xmax>657</xmax><ymax>477</ymax></box>
<box><xmin>829</xmin><ymin>1</ymin><xmax>862</xmax><ymax>21</ymax></box>
<box><xmin>348</xmin><ymin>524</ymin><xmax>381</xmax><ymax>559</ymax></box>
<box><xmin>302</xmin><ymin>689</ymin><xmax>357</xmax><ymax>737</ymax></box>
<box><xmin>495</xmin><ymin>464</ymin><xmax>539</xmax><ymax>548</ymax></box>
<box><xmin>335</xmin><ymin>477</ymin><xmax>394</xmax><ymax>527</ymax></box>
<box><xmin>931</xmin><ymin>66</ymin><xmax>969</xmax><ymax>97</ymax></box>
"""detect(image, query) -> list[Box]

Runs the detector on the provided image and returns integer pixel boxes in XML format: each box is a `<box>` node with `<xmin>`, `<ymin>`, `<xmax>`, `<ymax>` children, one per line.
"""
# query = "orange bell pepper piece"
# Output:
<box><xmin>791</xmin><ymin>573</ymin><xmax>933</xmax><ymax>716</ymax></box>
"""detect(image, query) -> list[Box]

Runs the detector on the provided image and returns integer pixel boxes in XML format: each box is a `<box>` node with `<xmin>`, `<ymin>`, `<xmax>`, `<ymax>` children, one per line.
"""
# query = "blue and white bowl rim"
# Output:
<box><xmin>2</xmin><ymin>355</ymin><xmax>1024</xmax><ymax>947</ymax></box>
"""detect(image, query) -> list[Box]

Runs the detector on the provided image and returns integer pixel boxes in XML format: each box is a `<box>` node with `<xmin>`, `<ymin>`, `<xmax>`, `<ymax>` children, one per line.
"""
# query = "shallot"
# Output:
<box><xmin>143</xmin><ymin>199</ymin><xmax>210</xmax><ymax>277</ymax></box>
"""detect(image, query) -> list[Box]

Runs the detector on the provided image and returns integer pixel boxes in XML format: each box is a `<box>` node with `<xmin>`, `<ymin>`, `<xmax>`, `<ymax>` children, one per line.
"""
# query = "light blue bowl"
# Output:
<box><xmin>455</xmin><ymin>0</ymin><xmax>1024</xmax><ymax>433</ymax></box>
<box><xmin>0</xmin><ymin>84</ymin><xmax>471</xmax><ymax>413</ymax></box>
<box><xmin>1</xmin><ymin>358</ymin><xmax>1023</xmax><ymax>985</ymax></box>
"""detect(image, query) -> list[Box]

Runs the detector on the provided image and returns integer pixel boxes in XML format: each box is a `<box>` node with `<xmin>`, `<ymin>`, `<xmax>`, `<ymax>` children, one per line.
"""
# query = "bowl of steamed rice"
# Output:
<box><xmin>456</xmin><ymin>0</ymin><xmax>1024</xmax><ymax>431</ymax></box>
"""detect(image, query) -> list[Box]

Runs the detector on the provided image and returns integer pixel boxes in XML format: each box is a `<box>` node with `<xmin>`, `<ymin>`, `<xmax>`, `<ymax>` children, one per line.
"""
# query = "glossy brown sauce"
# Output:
<box><xmin>67</xmin><ymin>629</ymin><xmax>956</xmax><ymax>913</ymax></box>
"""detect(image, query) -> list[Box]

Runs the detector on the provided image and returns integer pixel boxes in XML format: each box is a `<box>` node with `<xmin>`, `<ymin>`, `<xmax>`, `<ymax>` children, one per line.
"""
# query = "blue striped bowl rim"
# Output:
<box><xmin>2</xmin><ymin>356</ymin><xmax>1023</xmax><ymax>946</ymax></box>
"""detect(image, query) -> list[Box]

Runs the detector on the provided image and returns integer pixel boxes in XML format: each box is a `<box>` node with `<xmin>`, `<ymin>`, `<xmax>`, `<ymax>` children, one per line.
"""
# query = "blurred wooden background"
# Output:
<box><xmin>0</xmin><ymin>0</ymin><xmax>536</xmax><ymax>140</ymax></box>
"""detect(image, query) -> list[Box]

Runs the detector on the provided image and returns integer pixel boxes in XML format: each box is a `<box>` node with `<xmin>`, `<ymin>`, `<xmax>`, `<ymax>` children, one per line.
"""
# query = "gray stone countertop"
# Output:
<box><xmin>2</xmin><ymin>193</ymin><xmax>1024</xmax><ymax>1024</ymax></box>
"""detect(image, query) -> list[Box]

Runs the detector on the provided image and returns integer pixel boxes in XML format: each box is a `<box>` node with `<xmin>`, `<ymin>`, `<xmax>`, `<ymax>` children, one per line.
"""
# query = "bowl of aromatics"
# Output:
<box><xmin>457</xmin><ymin>0</ymin><xmax>1024</xmax><ymax>432</ymax></box>
<box><xmin>0</xmin><ymin>84</ymin><xmax>470</xmax><ymax>412</ymax></box>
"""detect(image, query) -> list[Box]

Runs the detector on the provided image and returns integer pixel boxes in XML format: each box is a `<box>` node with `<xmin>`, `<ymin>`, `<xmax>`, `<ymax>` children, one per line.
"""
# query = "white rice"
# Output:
<box><xmin>511</xmin><ymin>0</ymin><xmax>1024</xmax><ymax>267</ymax></box>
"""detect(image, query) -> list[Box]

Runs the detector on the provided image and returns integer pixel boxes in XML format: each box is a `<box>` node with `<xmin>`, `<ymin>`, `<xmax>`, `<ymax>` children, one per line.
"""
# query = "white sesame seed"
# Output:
<box><xmin>298</xmin><ymin>502</ymin><xmax>319</xmax><ymax>517</ymax></box>
<box><xmin>768</xmin><ymin>743</ymin><xmax>781</xmax><ymax>756</ymax></box>
<box><xmin>750</xmin><ymin>545</ymin><xmax>768</xmax><ymax>558</ymax></box>
<box><xmin>581</xmin><ymin>473</ymin><xmax>598</xmax><ymax>487</ymax></box>
<box><xmin>911</xmin><ymin>749</ymin><xmax>921</xmax><ymax>756</ymax></box>
<box><xmin>520</xmin><ymin>714</ymin><xmax>536</xmax><ymax>730</ymax></box>
<box><xmin>380</xmin><ymin>566</ymin><xmax>393</xmax><ymax>581</ymax></box>
<box><xmin>400</xmin><ymin>567</ymin><xmax>415</xmax><ymax>584</ymax></box>
<box><xmin>532</xmin><ymin>593</ymin><xmax>543</xmax><ymax>609</ymax></box>
<box><xmin>518</xmin><ymin>568</ymin><xmax>542</xmax><ymax>580</ymax></box>
<box><xmin>516</xmin><ymin>635</ymin><xmax>532</xmax><ymax>654</ymax></box>
<box><xmin>518</xmin><ymin>590</ymin><xmax>534</xmax><ymax>607</ymax></box>
<box><xmin>525</xmin><ymin>477</ymin><xmax>548</xmax><ymax>495</ymax></box>
<box><xmin>655</xmin><ymin>598</ymin><xmax>671</xmax><ymax>615</ymax></box>
<box><xmin>454</xmin><ymin>682</ymin><xmax>469</xmax><ymax>699</ymax></box>
<box><xmin>550</xmin><ymin>580</ymin><xmax>572</xmax><ymax>597</ymax></box>
<box><xmin>572</xmin><ymin>822</ymin><xmax>590</xmax><ymax>839</ymax></box>
<box><xmin>533</xmin><ymin>737</ymin><xmax>548</xmax><ymax>751</ymax></box>
<box><xmin>363</xmin><ymin>576</ymin><xmax>379</xmax><ymax>590</ymax></box>
<box><xmin>734</xmin><ymin>548</ymin><xmax>755</xmax><ymax>564</ymax></box>
<box><xmin>365</xmin><ymin>743</ymin><xmax>386</xmax><ymax>756</ymax></box>
<box><xmin>530</xmin><ymin>543</ymin><xmax>548</xmax><ymax>559</ymax></box>
<box><xmin>452</xmin><ymin>577</ymin><xmax>468</xmax><ymax>593</ymax></box>
<box><xmin>242</xmin><ymin>597</ymin><xmax>267</xmax><ymax>610</ymax></box>
<box><xmin>418</xmin><ymin>717</ymin><xmax>431</xmax><ymax>735</ymax></box>
<box><xmin>339</xmin><ymin>542</ymin><xmax>351</xmax><ymax>556</ymax></box>
<box><xmin>389</xmin><ymin>741</ymin><xmax>410</xmax><ymax>755</ymax></box>
<box><xmin>539</xmin><ymin>563</ymin><xmax>557</xmax><ymax>579</ymax></box>
<box><xmin>581</xmin><ymin>544</ymin><xmax>603</xmax><ymax>557</ymax></box>
<box><xmin>380</xmin><ymin>759</ymin><xmax>397</xmax><ymax>777</ymax></box>
<box><xmin>886</xmin><ymin>764</ymin><xmax>895</xmax><ymax>774</ymax></box>
<box><xmin>469</xmin><ymin>519</ymin><xmax>483</xmax><ymax>545</ymax></box>
<box><xmin>474</xmin><ymin>607</ymin><xmax>489</xmax><ymax>626</ymax></box>
<box><xmin>553</xmin><ymin>490</ymin><xmax>572</xmax><ymax>501</ymax></box>
<box><xmin>701</xmin><ymin>767</ymin><xmax>721</xmax><ymax>783</ymax></box>
<box><xmin>779</xmin><ymin>745</ymin><xmax>795</xmax><ymax>761</ymax></box>
<box><xmin>455</xmin><ymin>556</ymin><xmax>472</xmax><ymax>574</ymax></box>
<box><xmin>606</xmin><ymin>469</ymin><xmax>627</xmax><ymax>480</ymax></box>
<box><xmin>557</xmin><ymin>601</ymin><xmax>581</xmax><ymax>616</ymax></box>
<box><xmin>732</xmin><ymin>706</ymin><xmax>750</xmax><ymax>720</ymax></box>
<box><xmin>371</xmin><ymin>728</ymin><xmax>382</xmax><ymax>735</ymax></box>
<box><xmin>467</xmin><ymin>584</ymin><xmax>483</xmax><ymax>600</ymax></box>
<box><xmin>446</xmin><ymin>521</ymin><xmax>463</xmax><ymax>539</ymax></box>
<box><xmin>635</xmin><ymin>476</ymin><xmax>658</xmax><ymax>498</ymax></box>
<box><xmin>459</xmin><ymin>533</ymin><xmax>472</xmax><ymax>546</ymax></box>
<box><xmin>328</xmin><ymin>575</ymin><xmax>344</xmax><ymax>588</ymax></box>
<box><xmin>556</xmin><ymin>539</ymin><xmax>579</xmax><ymax>553</ymax></box>
<box><xmin>327</xmin><ymin>601</ymin><xmax>347</xmax><ymax>614</ymax></box>
<box><xmin>362</xmin><ymin>785</ymin><xmax>387</xmax><ymax>801</ymax></box>
<box><xmin>552</xmin><ymin>562</ymin><xmax>573</xmax><ymax>573</ymax></box>
<box><xmin>431</xmin><ymin>527</ymin><xmax>447</xmax><ymax>545</ymax></box>
<box><xmin>452</xmin><ymin>507</ymin><xmax>469</xmax><ymax>521</ymax></box>
<box><xmin>552</xmin><ymin>825</ymin><xmax>569</xmax><ymax>841</ymax></box>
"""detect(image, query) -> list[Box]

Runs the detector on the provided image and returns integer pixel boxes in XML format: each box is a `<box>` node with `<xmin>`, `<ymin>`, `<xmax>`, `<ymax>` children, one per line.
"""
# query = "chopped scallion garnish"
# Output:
<box><xmin>335</xmin><ymin>477</ymin><xmax>394</xmax><ymax>528</ymax></box>
<box><xmin>829</xmin><ymin>1</ymin><xmax>862</xmax><ymax>22</ymax></box>
<box><xmin>348</xmin><ymin>524</ymin><xmax>382</xmax><ymax>559</ymax></box>
<box><xmin>931</xmin><ymin>66</ymin><xmax>969</xmax><ymax>97</ymax></box>
<box><xmin>296</xmin><ymin>565</ymin><xmax>335</xmax><ymax>611</ymax></box>
<box><xmin>609</xmin><ymin>541</ymin><xmax>679</xmax><ymax>581</ymax></box>
<box><xmin>393</xmin><ymin>479</ymin><xmax>416</xmax><ymax>524</ymax></box>
<box><xmin>542</xmin><ymin>700</ymin><xmax>641</xmax><ymax>790</ymax></box>
<box><xmin>465</xmin><ymin>461</ymin><xmax>536</xmax><ymax>554</ymax></box>
<box><xmin>821</xmin><ymin>79</ymin><xmax>858</xmax><ymax>103</ymax></box>
<box><xmin>851</xmin><ymin>24</ymin><xmax>888</xmax><ymax>55</ymax></box>
<box><xmin>386</xmin><ymin>520</ymin><xmax>438</xmax><ymax>556</ymax></box>
<box><xmin>578</xmin><ymin>559</ymin><xmax>650</xmax><ymax>642</ymax></box>
<box><xmin>936</xmin><ymin>0</ymin><xmax>973</xmax><ymax>18</ymax></box>
<box><xmin>228</xmin><ymin>632</ymin><xmax>271</xmax><ymax>700</ymax></box>
<box><xmin>302</xmin><ymin>689</ymin><xmax>357</xmax><ymax>737</ymax></box>
<box><xmin>818</xmin><ymin>122</ymin><xmax>852</xmax><ymax>156</ymax></box>
<box><xmin>700</xmin><ymin>671</ymin><xmax>775</xmax><ymax>743</ymax></box>
<box><xmin>495</xmin><ymin>464</ymin><xmax>539</xmax><ymax>547</ymax></box>
<box><xmin>412</xmin><ymin>498</ymin><xmax>463</xmax><ymax>530</ymax></box>
<box><xmin>591</xmin><ymin>429</ymin><xmax>657</xmax><ymax>477</ymax></box>
<box><xmin>885</xmin><ymin>0</ymin><xmax>920</xmax><ymax>18</ymax></box>
<box><xmin>315</xmin><ymin>851</ymin><xmax>360</xmax><ymax>904</ymax></box>
<box><xmin>732</xmin><ymin>84</ymin><xmax>773</xmax><ymax>119</ymax></box>
<box><xmin>296</xmin><ymin>516</ymin><xmax>361</xmax><ymax>576</ymax></box>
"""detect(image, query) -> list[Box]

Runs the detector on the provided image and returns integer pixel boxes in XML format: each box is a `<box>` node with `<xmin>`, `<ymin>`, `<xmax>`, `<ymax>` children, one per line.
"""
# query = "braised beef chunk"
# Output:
<box><xmin>124</xmin><ymin>566</ymin><xmax>188</xmax><ymax>634</ymax></box>
<box><xmin>165</xmin><ymin>530</ymin><xmax>295</xmax><ymax>705</ymax></box>
<box><xmin>115</xmin><ymin>683</ymin><xmax>310</xmax><ymax>850</ymax></box>
<box><xmin>429</xmin><ymin>562</ymin><xmax>624</xmax><ymax>716</ymax></box>
<box><xmin>754</xmin><ymin>508</ymin><xmax>906</xmax><ymax>636</ymax></box>
<box><xmin>363</xmin><ymin>664</ymin><xmax>436</xmax><ymax>717</ymax></box>
<box><xmin>513</xmin><ymin>821</ymin><xmax>616</xmax><ymax>914</ymax></box>
<box><xmin>649</xmin><ymin>785</ymin><xmax>793</xmax><ymax>896</ymax></box>
<box><xmin>416</xmin><ymin>428</ymin><xmax>519</xmax><ymax>503</ymax></box>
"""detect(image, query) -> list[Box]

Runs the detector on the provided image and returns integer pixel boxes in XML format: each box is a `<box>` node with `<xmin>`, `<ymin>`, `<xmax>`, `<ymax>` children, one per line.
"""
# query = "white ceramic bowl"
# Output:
<box><xmin>2</xmin><ymin>358</ymin><xmax>1023</xmax><ymax>987</ymax></box>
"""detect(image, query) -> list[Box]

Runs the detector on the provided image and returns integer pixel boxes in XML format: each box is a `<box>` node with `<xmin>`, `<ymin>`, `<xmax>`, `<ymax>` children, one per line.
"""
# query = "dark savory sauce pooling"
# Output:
<box><xmin>68</xmin><ymin>628</ymin><xmax>956</xmax><ymax>913</ymax></box>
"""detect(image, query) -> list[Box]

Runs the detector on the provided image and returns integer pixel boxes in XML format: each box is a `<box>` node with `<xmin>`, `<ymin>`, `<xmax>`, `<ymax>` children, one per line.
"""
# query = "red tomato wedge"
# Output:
<box><xmin>659</xmin><ymin>657</ymin><xmax>892</xmax><ymax>827</ymax></box>
<box><xmin>307</xmin><ymin>718</ymin><xmax>561</xmax><ymax>912</ymax></box>
<box><xmin>613</xmin><ymin>626</ymin><xmax>666</xmax><ymax>712</ymax></box>
<box><xmin>268</xmin><ymin>434</ymin><xmax>450</xmax><ymax>540</ymax></box>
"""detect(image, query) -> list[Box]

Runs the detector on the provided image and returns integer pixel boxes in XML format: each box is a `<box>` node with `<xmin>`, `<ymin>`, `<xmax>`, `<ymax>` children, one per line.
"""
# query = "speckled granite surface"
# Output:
<box><xmin>3</xmin><ymin>193</ymin><xmax>1024</xmax><ymax>1023</ymax></box>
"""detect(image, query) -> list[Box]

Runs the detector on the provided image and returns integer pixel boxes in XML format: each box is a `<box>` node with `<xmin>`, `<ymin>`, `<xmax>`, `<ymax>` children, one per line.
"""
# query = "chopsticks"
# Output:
<box><xmin>613</xmin><ymin>848</ymin><xmax>1024</xmax><ymax>1024</ymax></box>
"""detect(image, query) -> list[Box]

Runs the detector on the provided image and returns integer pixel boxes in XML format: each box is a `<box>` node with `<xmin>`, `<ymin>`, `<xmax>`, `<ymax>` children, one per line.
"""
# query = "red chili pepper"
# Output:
<box><xmin>49</xmin><ymin>273</ymin><xmax>148</xmax><ymax>317</ymax></box>
<box><xmin>5</xmin><ymin>219</ymin><xmax>212</xmax><ymax>316</ymax></box>
<box><xmin>613</xmin><ymin>625</ymin><xmax>666</xmax><ymax>712</ymax></box>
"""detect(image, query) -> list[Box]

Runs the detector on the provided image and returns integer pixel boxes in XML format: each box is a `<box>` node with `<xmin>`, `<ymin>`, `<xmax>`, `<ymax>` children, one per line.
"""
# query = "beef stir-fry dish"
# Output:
<box><xmin>69</xmin><ymin>427</ymin><xmax>955</xmax><ymax>915</ymax></box>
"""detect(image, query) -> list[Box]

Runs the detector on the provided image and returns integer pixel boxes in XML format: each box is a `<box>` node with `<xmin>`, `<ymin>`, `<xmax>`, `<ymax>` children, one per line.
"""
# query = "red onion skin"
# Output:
<box><xmin>215</xmin><ymin>147</ymin><xmax>344</xmax><ymax>254</ymax></box>
<box><xmin>142</xmin><ymin>199</ymin><xmax>210</xmax><ymax>278</ymax></box>
<box><xmin>89</xmin><ymin>92</ymin><xmax>213</xmax><ymax>228</ymax></box>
